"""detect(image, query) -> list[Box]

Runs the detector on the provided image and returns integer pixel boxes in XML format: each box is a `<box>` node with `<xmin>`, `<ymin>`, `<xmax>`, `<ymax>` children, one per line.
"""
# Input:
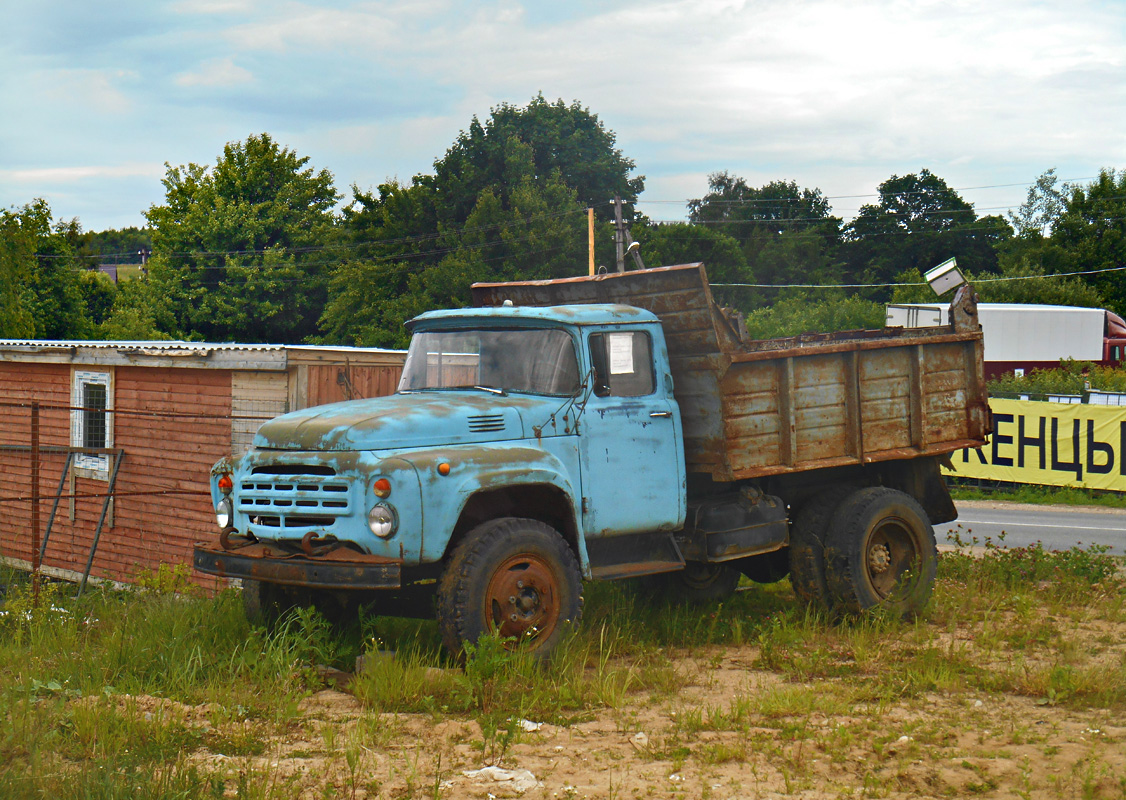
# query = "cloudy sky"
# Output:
<box><xmin>1</xmin><ymin>0</ymin><xmax>1123</xmax><ymax>232</ymax></box>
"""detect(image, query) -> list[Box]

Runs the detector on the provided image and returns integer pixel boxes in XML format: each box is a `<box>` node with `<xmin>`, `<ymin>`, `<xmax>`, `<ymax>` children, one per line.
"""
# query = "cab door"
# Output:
<box><xmin>578</xmin><ymin>326</ymin><xmax>685</xmax><ymax>537</ymax></box>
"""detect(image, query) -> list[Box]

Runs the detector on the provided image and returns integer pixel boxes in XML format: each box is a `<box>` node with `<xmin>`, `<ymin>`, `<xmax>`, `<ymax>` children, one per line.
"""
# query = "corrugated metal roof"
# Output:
<box><xmin>0</xmin><ymin>339</ymin><xmax>405</xmax><ymax>370</ymax></box>
<box><xmin>0</xmin><ymin>340</ymin><xmax>402</xmax><ymax>354</ymax></box>
<box><xmin>0</xmin><ymin>339</ymin><xmax>280</xmax><ymax>352</ymax></box>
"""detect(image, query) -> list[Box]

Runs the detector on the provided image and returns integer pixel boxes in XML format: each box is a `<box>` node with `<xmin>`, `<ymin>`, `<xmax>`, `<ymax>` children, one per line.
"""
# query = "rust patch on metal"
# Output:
<box><xmin>193</xmin><ymin>541</ymin><xmax>402</xmax><ymax>590</ymax></box>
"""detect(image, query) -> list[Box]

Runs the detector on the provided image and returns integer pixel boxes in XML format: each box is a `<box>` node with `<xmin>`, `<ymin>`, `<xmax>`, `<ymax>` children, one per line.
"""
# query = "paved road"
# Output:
<box><xmin>935</xmin><ymin>501</ymin><xmax>1126</xmax><ymax>555</ymax></box>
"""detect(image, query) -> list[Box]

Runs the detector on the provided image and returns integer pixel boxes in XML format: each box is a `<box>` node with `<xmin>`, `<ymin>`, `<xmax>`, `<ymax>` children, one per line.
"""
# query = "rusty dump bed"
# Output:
<box><xmin>472</xmin><ymin>264</ymin><xmax>991</xmax><ymax>482</ymax></box>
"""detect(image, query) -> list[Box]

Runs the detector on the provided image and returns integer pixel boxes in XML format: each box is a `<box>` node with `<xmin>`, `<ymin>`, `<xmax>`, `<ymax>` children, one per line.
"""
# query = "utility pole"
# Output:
<box><xmin>587</xmin><ymin>208</ymin><xmax>595</xmax><ymax>276</ymax></box>
<box><xmin>611</xmin><ymin>195</ymin><xmax>645</xmax><ymax>272</ymax></box>
<box><xmin>612</xmin><ymin>195</ymin><xmax>626</xmax><ymax>273</ymax></box>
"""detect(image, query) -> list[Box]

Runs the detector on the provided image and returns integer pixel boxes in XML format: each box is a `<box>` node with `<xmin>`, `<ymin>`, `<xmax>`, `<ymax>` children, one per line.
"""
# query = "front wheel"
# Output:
<box><xmin>823</xmin><ymin>488</ymin><xmax>937</xmax><ymax>617</ymax></box>
<box><xmin>242</xmin><ymin>579</ymin><xmax>301</xmax><ymax>626</ymax></box>
<box><xmin>436</xmin><ymin>518</ymin><xmax>583</xmax><ymax>661</ymax></box>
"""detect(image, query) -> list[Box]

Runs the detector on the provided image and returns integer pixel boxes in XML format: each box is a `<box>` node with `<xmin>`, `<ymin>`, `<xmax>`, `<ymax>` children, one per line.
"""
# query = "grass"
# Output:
<box><xmin>0</xmin><ymin>542</ymin><xmax>1123</xmax><ymax>798</ymax></box>
<box><xmin>950</xmin><ymin>481</ymin><xmax>1126</xmax><ymax>509</ymax></box>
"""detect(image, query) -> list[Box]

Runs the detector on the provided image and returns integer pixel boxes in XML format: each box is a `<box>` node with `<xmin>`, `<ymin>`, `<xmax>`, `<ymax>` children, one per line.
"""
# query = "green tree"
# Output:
<box><xmin>321</xmin><ymin>139</ymin><xmax>589</xmax><ymax>348</ymax></box>
<box><xmin>688</xmin><ymin>173</ymin><xmax>835</xmax><ymax>237</ymax></box>
<box><xmin>79</xmin><ymin>226</ymin><xmax>152</xmax><ymax>263</ymax></box>
<box><xmin>145</xmin><ymin>133</ymin><xmax>340</xmax><ymax>343</ymax></box>
<box><xmin>322</xmin><ymin>97</ymin><xmax>639</xmax><ymax>346</ymax></box>
<box><xmin>426</xmin><ymin>93</ymin><xmax>642</xmax><ymax>225</ymax></box>
<box><xmin>78</xmin><ymin>270</ymin><xmax>117</xmax><ymax>327</ymax></box>
<box><xmin>1052</xmin><ymin>169</ymin><xmax>1126</xmax><ymax>313</ymax></box>
<box><xmin>890</xmin><ymin>260</ymin><xmax>1106</xmax><ymax>308</ymax></box>
<box><xmin>843</xmin><ymin>169</ymin><xmax>1010</xmax><ymax>293</ymax></box>
<box><xmin>743</xmin><ymin>293</ymin><xmax>885</xmax><ymax>340</ymax></box>
<box><xmin>1008</xmin><ymin>168</ymin><xmax>1069</xmax><ymax>238</ymax></box>
<box><xmin>0</xmin><ymin>205</ymin><xmax>36</xmax><ymax>338</ymax></box>
<box><xmin>687</xmin><ymin>174</ymin><xmax>842</xmax><ymax>307</ymax></box>
<box><xmin>0</xmin><ymin>200</ymin><xmax>91</xmax><ymax>339</ymax></box>
<box><xmin>631</xmin><ymin>220</ymin><xmax>746</xmax><ymax>276</ymax></box>
<box><xmin>94</xmin><ymin>276</ymin><xmax>174</xmax><ymax>340</ymax></box>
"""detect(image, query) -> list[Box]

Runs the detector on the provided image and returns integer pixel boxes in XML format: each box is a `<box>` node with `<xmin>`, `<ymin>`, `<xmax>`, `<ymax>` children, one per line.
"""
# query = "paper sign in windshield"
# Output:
<box><xmin>608</xmin><ymin>332</ymin><xmax>635</xmax><ymax>374</ymax></box>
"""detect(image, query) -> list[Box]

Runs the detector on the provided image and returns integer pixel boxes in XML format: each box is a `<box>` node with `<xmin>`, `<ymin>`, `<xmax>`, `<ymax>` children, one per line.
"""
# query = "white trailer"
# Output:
<box><xmin>885</xmin><ymin>303</ymin><xmax>1126</xmax><ymax>378</ymax></box>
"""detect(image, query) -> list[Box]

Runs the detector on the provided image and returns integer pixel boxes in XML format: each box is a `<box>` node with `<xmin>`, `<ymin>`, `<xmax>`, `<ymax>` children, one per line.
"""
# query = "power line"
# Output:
<box><xmin>641</xmin><ymin>176</ymin><xmax>1104</xmax><ymax>205</ymax></box>
<box><xmin>33</xmin><ymin>202</ymin><xmax>607</xmax><ymax>262</ymax></box>
<box><xmin>38</xmin><ymin>176</ymin><xmax>1119</xmax><ymax>262</ymax></box>
<box><xmin>711</xmin><ymin>263</ymin><xmax>1126</xmax><ymax>290</ymax></box>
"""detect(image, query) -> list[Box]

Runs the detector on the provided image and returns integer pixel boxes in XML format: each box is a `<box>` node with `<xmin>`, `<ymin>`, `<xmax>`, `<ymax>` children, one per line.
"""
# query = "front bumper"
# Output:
<box><xmin>193</xmin><ymin>540</ymin><xmax>402</xmax><ymax>590</ymax></box>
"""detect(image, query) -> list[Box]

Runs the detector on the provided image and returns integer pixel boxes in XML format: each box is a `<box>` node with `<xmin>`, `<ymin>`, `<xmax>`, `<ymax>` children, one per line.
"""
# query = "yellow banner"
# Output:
<box><xmin>943</xmin><ymin>398</ymin><xmax>1126</xmax><ymax>491</ymax></box>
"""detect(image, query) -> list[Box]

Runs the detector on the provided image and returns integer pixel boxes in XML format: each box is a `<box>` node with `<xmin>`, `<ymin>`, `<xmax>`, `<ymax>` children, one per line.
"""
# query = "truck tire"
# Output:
<box><xmin>649</xmin><ymin>562</ymin><xmax>742</xmax><ymax>604</ymax></box>
<box><xmin>436</xmin><ymin>518</ymin><xmax>583</xmax><ymax>662</ymax></box>
<box><xmin>242</xmin><ymin>578</ymin><xmax>296</xmax><ymax>626</ymax></box>
<box><xmin>823</xmin><ymin>487</ymin><xmax>937</xmax><ymax>616</ymax></box>
<box><xmin>788</xmin><ymin>487</ymin><xmax>852</xmax><ymax>607</ymax></box>
<box><xmin>736</xmin><ymin>548</ymin><xmax>790</xmax><ymax>584</ymax></box>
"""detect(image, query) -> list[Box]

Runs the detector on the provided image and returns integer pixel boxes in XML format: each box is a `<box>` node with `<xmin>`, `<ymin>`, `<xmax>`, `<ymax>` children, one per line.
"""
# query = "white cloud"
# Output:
<box><xmin>0</xmin><ymin>163</ymin><xmax>166</xmax><ymax>184</ymax></box>
<box><xmin>42</xmin><ymin>69</ymin><xmax>136</xmax><ymax>114</ymax></box>
<box><xmin>5</xmin><ymin>0</ymin><xmax>1123</xmax><ymax>230</ymax></box>
<box><xmin>171</xmin><ymin>0</ymin><xmax>258</xmax><ymax>12</ymax></box>
<box><xmin>175</xmin><ymin>57</ymin><xmax>255</xmax><ymax>88</ymax></box>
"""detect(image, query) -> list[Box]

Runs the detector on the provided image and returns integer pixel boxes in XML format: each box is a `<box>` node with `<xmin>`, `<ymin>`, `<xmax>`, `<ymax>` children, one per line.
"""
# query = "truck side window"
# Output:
<box><xmin>588</xmin><ymin>331</ymin><xmax>655</xmax><ymax>397</ymax></box>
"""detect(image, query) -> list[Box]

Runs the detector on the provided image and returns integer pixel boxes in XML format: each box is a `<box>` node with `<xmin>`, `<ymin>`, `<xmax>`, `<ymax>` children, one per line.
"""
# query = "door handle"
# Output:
<box><xmin>650</xmin><ymin>411</ymin><xmax>672</xmax><ymax>418</ymax></box>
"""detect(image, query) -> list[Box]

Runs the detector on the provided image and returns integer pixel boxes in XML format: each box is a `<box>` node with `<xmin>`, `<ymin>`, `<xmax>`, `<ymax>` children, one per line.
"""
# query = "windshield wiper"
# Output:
<box><xmin>445</xmin><ymin>384</ymin><xmax>508</xmax><ymax>396</ymax></box>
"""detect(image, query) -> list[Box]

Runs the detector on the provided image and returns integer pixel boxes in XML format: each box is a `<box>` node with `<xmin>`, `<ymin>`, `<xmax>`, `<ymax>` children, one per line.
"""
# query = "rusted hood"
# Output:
<box><xmin>253</xmin><ymin>391</ymin><xmax>572</xmax><ymax>451</ymax></box>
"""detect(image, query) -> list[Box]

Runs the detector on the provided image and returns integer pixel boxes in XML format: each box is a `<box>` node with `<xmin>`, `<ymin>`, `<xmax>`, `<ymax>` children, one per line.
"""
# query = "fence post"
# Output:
<box><xmin>30</xmin><ymin>400</ymin><xmax>40</xmax><ymax>606</ymax></box>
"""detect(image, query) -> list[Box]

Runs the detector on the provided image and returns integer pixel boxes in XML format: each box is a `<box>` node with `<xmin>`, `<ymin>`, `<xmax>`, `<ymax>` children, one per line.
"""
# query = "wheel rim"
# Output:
<box><xmin>484</xmin><ymin>553</ymin><xmax>560</xmax><ymax>646</ymax></box>
<box><xmin>681</xmin><ymin>562</ymin><xmax>725</xmax><ymax>590</ymax></box>
<box><xmin>865</xmin><ymin>516</ymin><xmax>920</xmax><ymax>599</ymax></box>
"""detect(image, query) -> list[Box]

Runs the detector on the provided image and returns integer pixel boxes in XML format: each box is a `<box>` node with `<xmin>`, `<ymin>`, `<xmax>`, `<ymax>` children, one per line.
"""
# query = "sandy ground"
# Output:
<box><xmin>110</xmin><ymin>638</ymin><xmax>1126</xmax><ymax>800</ymax></box>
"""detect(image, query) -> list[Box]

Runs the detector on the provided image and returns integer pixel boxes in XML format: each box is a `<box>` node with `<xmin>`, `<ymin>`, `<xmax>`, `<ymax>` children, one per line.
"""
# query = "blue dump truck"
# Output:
<box><xmin>194</xmin><ymin>264</ymin><xmax>991</xmax><ymax>658</ymax></box>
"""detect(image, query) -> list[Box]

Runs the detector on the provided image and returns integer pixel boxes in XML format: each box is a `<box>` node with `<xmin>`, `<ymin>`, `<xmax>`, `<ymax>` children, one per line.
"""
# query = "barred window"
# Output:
<box><xmin>71</xmin><ymin>370</ymin><xmax>113</xmax><ymax>477</ymax></box>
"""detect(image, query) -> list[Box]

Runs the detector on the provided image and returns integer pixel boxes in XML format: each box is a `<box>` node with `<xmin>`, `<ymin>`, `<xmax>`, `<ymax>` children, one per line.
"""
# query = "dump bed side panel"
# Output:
<box><xmin>473</xmin><ymin>265</ymin><xmax>990</xmax><ymax>482</ymax></box>
<box><xmin>721</xmin><ymin>338</ymin><xmax>989</xmax><ymax>480</ymax></box>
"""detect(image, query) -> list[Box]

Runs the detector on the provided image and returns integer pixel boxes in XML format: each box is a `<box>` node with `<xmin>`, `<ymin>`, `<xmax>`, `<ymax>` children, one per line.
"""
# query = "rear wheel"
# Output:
<box><xmin>436</xmin><ymin>518</ymin><xmax>583</xmax><ymax>661</ymax></box>
<box><xmin>651</xmin><ymin>562</ymin><xmax>742</xmax><ymax>604</ymax></box>
<box><xmin>788</xmin><ymin>487</ymin><xmax>852</xmax><ymax>607</ymax></box>
<box><xmin>823</xmin><ymin>488</ymin><xmax>937</xmax><ymax>616</ymax></box>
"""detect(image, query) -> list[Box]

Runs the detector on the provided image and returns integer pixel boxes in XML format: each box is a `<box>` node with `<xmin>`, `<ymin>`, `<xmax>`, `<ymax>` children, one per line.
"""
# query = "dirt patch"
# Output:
<box><xmin>149</xmin><ymin>638</ymin><xmax>1126</xmax><ymax>800</ymax></box>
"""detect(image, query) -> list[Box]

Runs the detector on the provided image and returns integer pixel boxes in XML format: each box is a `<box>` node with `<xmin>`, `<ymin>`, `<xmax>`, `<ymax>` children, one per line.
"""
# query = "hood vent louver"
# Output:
<box><xmin>467</xmin><ymin>414</ymin><xmax>506</xmax><ymax>433</ymax></box>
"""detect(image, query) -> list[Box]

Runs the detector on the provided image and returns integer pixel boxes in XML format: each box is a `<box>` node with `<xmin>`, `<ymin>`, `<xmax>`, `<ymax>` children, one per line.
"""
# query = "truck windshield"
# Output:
<box><xmin>398</xmin><ymin>328</ymin><xmax>581</xmax><ymax>396</ymax></box>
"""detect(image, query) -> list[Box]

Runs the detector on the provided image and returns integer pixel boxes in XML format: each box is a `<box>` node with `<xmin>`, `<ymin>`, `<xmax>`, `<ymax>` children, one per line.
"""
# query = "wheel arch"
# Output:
<box><xmin>446</xmin><ymin>482</ymin><xmax>584</xmax><ymax>569</ymax></box>
<box><xmin>762</xmin><ymin>455</ymin><xmax>955</xmax><ymax>524</ymax></box>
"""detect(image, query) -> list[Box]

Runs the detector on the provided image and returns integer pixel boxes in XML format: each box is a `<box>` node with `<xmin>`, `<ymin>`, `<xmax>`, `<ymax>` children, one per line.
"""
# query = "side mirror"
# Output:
<box><xmin>588</xmin><ymin>337</ymin><xmax>612</xmax><ymax>397</ymax></box>
<box><xmin>592</xmin><ymin>368</ymin><xmax>610</xmax><ymax>397</ymax></box>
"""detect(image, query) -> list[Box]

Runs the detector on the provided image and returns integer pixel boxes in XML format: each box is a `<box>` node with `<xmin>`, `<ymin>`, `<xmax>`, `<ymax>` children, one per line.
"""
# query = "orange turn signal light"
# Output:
<box><xmin>373</xmin><ymin>478</ymin><xmax>392</xmax><ymax>498</ymax></box>
<box><xmin>438</xmin><ymin>462</ymin><xmax>451</xmax><ymax>476</ymax></box>
<box><xmin>217</xmin><ymin>474</ymin><xmax>233</xmax><ymax>494</ymax></box>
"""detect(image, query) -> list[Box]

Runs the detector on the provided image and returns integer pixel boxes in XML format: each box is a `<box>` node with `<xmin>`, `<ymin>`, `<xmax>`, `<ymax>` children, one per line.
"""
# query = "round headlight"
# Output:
<box><xmin>215</xmin><ymin>497</ymin><xmax>233</xmax><ymax>529</ymax></box>
<box><xmin>367</xmin><ymin>503</ymin><xmax>398</xmax><ymax>539</ymax></box>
